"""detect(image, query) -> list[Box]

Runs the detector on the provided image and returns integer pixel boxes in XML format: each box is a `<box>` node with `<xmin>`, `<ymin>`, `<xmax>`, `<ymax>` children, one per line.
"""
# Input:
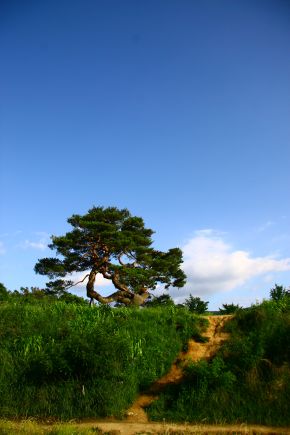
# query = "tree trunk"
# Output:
<box><xmin>86</xmin><ymin>269</ymin><xmax>149</xmax><ymax>306</ymax></box>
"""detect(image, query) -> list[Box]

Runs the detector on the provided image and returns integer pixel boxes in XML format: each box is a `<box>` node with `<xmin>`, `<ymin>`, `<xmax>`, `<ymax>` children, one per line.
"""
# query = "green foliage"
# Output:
<box><xmin>219</xmin><ymin>303</ymin><xmax>242</xmax><ymax>314</ymax></box>
<box><xmin>270</xmin><ymin>283</ymin><xmax>289</xmax><ymax>303</ymax></box>
<box><xmin>34</xmin><ymin>206</ymin><xmax>186</xmax><ymax>305</ymax></box>
<box><xmin>148</xmin><ymin>297</ymin><xmax>290</xmax><ymax>426</ymax></box>
<box><xmin>144</xmin><ymin>293</ymin><xmax>175</xmax><ymax>307</ymax></box>
<box><xmin>0</xmin><ymin>285</ymin><xmax>87</xmax><ymax>305</ymax></box>
<box><xmin>184</xmin><ymin>295</ymin><xmax>208</xmax><ymax>314</ymax></box>
<box><xmin>0</xmin><ymin>283</ymin><xmax>9</xmax><ymax>301</ymax></box>
<box><xmin>0</xmin><ymin>420</ymin><xmax>101</xmax><ymax>434</ymax></box>
<box><xmin>0</xmin><ymin>301</ymin><xmax>203</xmax><ymax>419</ymax></box>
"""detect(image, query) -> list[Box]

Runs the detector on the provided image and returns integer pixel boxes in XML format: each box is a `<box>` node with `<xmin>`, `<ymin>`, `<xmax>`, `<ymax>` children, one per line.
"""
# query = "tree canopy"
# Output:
<box><xmin>270</xmin><ymin>284</ymin><xmax>289</xmax><ymax>302</ymax></box>
<box><xmin>35</xmin><ymin>206</ymin><xmax>186</xmax><ymax>306</ymax></box>
<box><xmin>219</xmin><ymin>303</ymin><xmax>242</xmax><ymax>314</ymax></box>
<box><xmin>184</xmin><ymin>295</ymin><xmax>209</xmax><ymax>314</ymax></box>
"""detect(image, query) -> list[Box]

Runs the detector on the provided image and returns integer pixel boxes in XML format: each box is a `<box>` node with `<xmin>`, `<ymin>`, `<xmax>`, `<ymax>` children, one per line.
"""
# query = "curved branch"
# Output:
<box><xmin>112</xmin><ymin>271</ymin><xmax>132</xmax><ymax>294</ymax></box>
<box><xmin>87</xmin><ymin>287</ymin><xmax>133</xmax><ymax>305</ymax></box>
<box><xmin>86</xmin><ymin>269</ymin><xmax>150</xmax><ymax>306</ymax></box>
<box><xmin>102</xmin><ymin>272</ymin><xmax>113</xmax><ymax>279</ymax></box>
<box><xmin>118</xmin><ymin>253</ymin><xmax>126</xmax><ymax>266</ymax></box>
<box><xmin>66</xmin><ymin>273</ymin><xmax>89</xmax><ymax>289</ymax></box>
<box><xmin>118</xmin><ymin>252</ymin><xmax>139</xmax><ymax>268</ymax></box>
<box><xmin>99</xmin><ymin>264</ymin><xmax>112</xmax><ymax>280</ymax></box>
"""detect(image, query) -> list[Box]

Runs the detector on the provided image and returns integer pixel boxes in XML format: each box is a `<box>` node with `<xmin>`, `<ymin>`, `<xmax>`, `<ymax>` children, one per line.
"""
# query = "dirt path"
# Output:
<box><xmin>86</xmin><ymin>421</ymin><xmax>290</xmax><ymax>434</ymax></box>
<box><xmin>125</xmin><ymin>315</ymin><xmax>231</xmax><ymax>423</ymax></box>
<box><xmin>92</xmin><ymin>314</ymin><xmax>289</xmax><ymax>432</ymax></box>
<box><xmin>62</xmin><ymin>314</ymin><xmax>289</xmax><ymax>433</ymax></box>
<box><xmin>2</xmin><ymin>420</ymin><xmax>290</xmax><ymax>434</ymax></box>
<box><xmin>5</xmin><ymin>316</ymin><xmax>289</xmax><ymax>434</ymax></box>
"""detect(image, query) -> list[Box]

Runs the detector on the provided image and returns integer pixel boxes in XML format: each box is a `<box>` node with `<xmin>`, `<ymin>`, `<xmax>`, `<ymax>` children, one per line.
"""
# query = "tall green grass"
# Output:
<box><xmin>148</xmin><ymin>298</ymin><xmax>290</xmax><ymax>426</ymax></box>
<box><xmin>0</xmin><ymin>301</ymin><xmax>205</xmax><ymax>420</ymax></box>
<box><xmin>0</xmin><ymin>419</ymin><xmax>102</xmax><ymax>434</ymax></box>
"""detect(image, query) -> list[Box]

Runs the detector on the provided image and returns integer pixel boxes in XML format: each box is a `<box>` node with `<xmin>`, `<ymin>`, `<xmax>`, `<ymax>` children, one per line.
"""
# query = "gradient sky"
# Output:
<box><xmin>1</xmin><ymin>0</ymin><xmax>290</xmax><ymax>309</ymax></box>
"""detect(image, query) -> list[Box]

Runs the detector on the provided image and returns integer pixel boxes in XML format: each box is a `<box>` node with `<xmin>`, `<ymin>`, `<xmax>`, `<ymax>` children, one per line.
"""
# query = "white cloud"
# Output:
<box><xmin>67</xmin><ymin>271</ymin><xmax>112</xmax><ymax>288</ymax></box>
<box><xmin>17</xmin><ymin>232</ymin><xmax>50</xmax><ymax>250</ymax></box>
<box><xmin>0</xmin><ymin>242</ymin><xmax>6</xmax><ymax>255</ymax></box>
<box><xmin>170</xmin><ymin>230</ymin><xmax>290</xmax><ymax>303</ymax></box>
<box><xmin>21</xmin><ymin>239</ymin><xmax>48</xmax><ymax>250</ymax></box>
<box><xmin>194</xmin><ymin>229</ymin><xmax>226</xmax><ymax>237</ymax></box>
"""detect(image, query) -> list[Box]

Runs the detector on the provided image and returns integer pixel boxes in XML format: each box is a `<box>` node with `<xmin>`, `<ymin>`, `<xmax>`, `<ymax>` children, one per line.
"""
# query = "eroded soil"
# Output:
<box><xmin>4</xmin><ymin>316</ymin><xmax>290</xmax><ymax>434</ymax></box>
<box><xmin>126</xmin><ymin>315</ymin><xmax>231</xmax><ymax>423</ymax></box>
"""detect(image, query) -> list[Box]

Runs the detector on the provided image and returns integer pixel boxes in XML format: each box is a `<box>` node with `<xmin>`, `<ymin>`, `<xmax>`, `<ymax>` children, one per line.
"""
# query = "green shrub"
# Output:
<box><xmin>183</xmin><ymin>295</ymin><xmax>208</xmax><ymax>314</ymax></box>
<box><xmin>218</xmin><ymin>303</ymin><xmax>242</xmax><ymax>314</ymax></box>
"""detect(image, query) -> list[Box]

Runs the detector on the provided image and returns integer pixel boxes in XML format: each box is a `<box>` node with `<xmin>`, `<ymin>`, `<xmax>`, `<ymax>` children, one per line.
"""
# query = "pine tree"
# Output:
<box><xmin>35</xmin><ymin>206</ymin><xmax>186</xmax><ymax>306</ymax></box>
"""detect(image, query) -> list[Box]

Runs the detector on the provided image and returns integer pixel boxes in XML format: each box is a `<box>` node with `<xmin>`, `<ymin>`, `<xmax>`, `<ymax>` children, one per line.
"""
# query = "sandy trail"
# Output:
<box><xmin>92</xmin><ymin>314</ymin><xmax>288</xmax><ymax>432</ymax></box>
<box><xmin>125</xmin><ymin>315</ymin><xmax>231</xmax><ymax>423</ymax></box>
<box><xmin>87</xmin><ymin>421</ymin><xmax>290</xmax><ymax>434</ymax></box>
<box><xmin>73</xmin><ymin>314</ymin><xmax>289</xmax><ymax>432</ymax></box>
<box><xmin>6</xmin><ymin>315</ymin><xmax>289</xmax><ymax>434</ymax></box>
<box><xmin>2</xmin><ymin>420</ymin><xmax>290</xmax><ymax>434</ymax></box>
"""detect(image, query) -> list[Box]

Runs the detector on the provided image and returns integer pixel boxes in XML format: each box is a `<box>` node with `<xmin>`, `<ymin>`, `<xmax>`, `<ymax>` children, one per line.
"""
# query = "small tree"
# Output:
<box><xmin>144</xmin><ymin>293</ymin><xmax>175</xmax><ymax>307</ymax></box>
<box><xmin>35</xmin><ymin>206</ymin><xmax>186</xmax><ymax>306</ymax></box>
<box><xmin>184</xmin><ymin>294</ymin><xmax>208</xmax><ymax>314</ymax></box>
<box><xmin>219</xmin><ymin>303</ymin><xmax>242</xmax><ymax>314</ymax></box>
<box><xmin>0</xmin><ymin>283</ymin><xmax>9</xmax><ymax>301</ymax></box>
<box><xmin>270</xmin><ymin>284</ymin><xmax>290</xmax><ymax>302</ymax></box>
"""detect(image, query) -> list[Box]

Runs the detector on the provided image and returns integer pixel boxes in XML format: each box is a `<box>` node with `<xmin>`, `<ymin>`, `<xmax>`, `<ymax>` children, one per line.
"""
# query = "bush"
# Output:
<box><xmin>270</xmin><ymin>284</ymin><xmax>289</xmax><ymax>302</ymax></box>
<box><xmin>184</xmin><ymin>295</ymin><xmax>208</xmax><ymax>314</ymax></box>
<box><xmin>0</xmin><ymin>283</ymin><xmax>9</xmax><ymax>301</ymax></box>
<box><xmin>219</xmin><ymin>303</ymin><xmax>241</xmax><ymax>314</ymax></box>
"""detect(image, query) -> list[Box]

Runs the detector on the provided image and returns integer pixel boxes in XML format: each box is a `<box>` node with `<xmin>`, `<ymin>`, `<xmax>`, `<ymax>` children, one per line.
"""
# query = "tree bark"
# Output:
<box><xmin>86</xmin><ymin>270</ymin><xmax>150</xmax><ymax>306</ymax></box>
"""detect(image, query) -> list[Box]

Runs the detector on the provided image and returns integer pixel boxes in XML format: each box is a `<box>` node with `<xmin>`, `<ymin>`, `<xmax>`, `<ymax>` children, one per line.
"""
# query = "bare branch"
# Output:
<box><xmin>118</xmin><ymin>253</ymin><xmax>126</xmax><ymax>266</ymax></box>
<box><xmin>118</xmin><ymin>252</ymin><xmax>139</xmax><ymax>268</ymax></box>
<box><xmin>127</xmin><ymin>251</ymin><xmax>137</xmax><ymax>260</ymax></box>
<box><xmin>102</xmin><ymin>271</ymin><xmax>112</xmax><ymax>279</ymax></box>
<box><xmin>66</xmin><ymin>273</ymin><xmax>89</xmax><ymax>289</ymax></box>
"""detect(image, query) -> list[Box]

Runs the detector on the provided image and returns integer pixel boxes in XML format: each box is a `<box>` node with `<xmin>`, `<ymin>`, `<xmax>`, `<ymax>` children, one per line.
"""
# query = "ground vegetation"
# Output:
<box><xmin>0</xmin><ymin>300</ymin><xmax>204</xmax><ymax>419</ymax></box>
<box><xmin>148</xmin><ymin>289</ymin><xmax>290</xmax><ymax>426</ymax></box>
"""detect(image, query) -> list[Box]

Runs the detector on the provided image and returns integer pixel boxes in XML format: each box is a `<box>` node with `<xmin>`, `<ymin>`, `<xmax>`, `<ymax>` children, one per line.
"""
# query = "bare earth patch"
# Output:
<box><xmin>126</xmin><ymin>315</ymin><xmax>231</xmax><ymax>423</ymax></box>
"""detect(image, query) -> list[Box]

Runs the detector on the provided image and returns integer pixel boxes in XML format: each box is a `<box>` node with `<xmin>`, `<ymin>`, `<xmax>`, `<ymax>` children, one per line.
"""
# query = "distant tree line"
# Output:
<box><xmin>0</xmin><ymin>282</ymin><xmax>87</xmax><ymax>305</ymax></box>
<box><xmin>1</xmin><ymin>282</ymin><xmax>289</xmax><ymax>314</ymax></box>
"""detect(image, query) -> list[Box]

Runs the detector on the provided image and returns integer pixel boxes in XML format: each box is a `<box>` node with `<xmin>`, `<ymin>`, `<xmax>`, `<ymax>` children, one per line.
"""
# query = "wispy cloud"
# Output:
<box><xmin>194</xmin><ymin>229</ymin><xmax>227</xmax><ymax>238</ymax></box>
<box><xmin>21</xmin><ymin>240</ymin><xmax>48</xmax><ymax>250</ymax></box>
<box><xmin>257</xmin><ymin>220</ymin><xmax>275</xmax><ymax>232</ymax></box>
<box><xmin>170</xmin><ymin>230</ymin><xmax>290</xmax><ymax>303</ymax></box>
<box><xmin>0</xmin><ymin>230</ymin><xmax>22</xmax><ymax>238</ymax></box>
<box><xmin>0</xmin><ymin>242</ymin><xmax>6</xmax><ymax>255</ymax></box>
<box><xmin>67</xmin><ymin>271</ymin><xmax>112</xmax><ymax>288</ymax></box>
<box><xmin>18</xmin><ymin>233</ymin><xmax>50</xmax><ymax>251</ymax></box>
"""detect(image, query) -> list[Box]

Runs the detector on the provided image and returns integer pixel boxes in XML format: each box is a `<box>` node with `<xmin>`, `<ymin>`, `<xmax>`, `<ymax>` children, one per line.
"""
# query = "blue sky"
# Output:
<box><xmin>1</xmin><ymin>0</ymin><xmax>290</xmax><ymax>309</ymax></box>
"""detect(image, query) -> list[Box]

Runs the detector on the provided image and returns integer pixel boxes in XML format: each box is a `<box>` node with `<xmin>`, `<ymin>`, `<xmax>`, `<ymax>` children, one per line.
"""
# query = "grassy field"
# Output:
<box><xmin>1</xmin><ymin>294</ymin><xmax>289</xmax><ymax>427</ymax></box>
<box><xmin>0</xmin><ymin>420</ymin><xmax>100</xmax><ymax>435</ymax></box>
<box><xmin>0</xmin><ymin>301</ymin><xmax>206</xmax><ymax>420</ymax></box>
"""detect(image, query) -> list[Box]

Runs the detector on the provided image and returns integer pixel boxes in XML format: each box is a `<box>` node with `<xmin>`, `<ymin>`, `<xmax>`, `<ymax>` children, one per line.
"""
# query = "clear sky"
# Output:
<box><xmin>1</xmin><ymin>0</ymin><xmax>290</xmax><ymax>309</ymax></box>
